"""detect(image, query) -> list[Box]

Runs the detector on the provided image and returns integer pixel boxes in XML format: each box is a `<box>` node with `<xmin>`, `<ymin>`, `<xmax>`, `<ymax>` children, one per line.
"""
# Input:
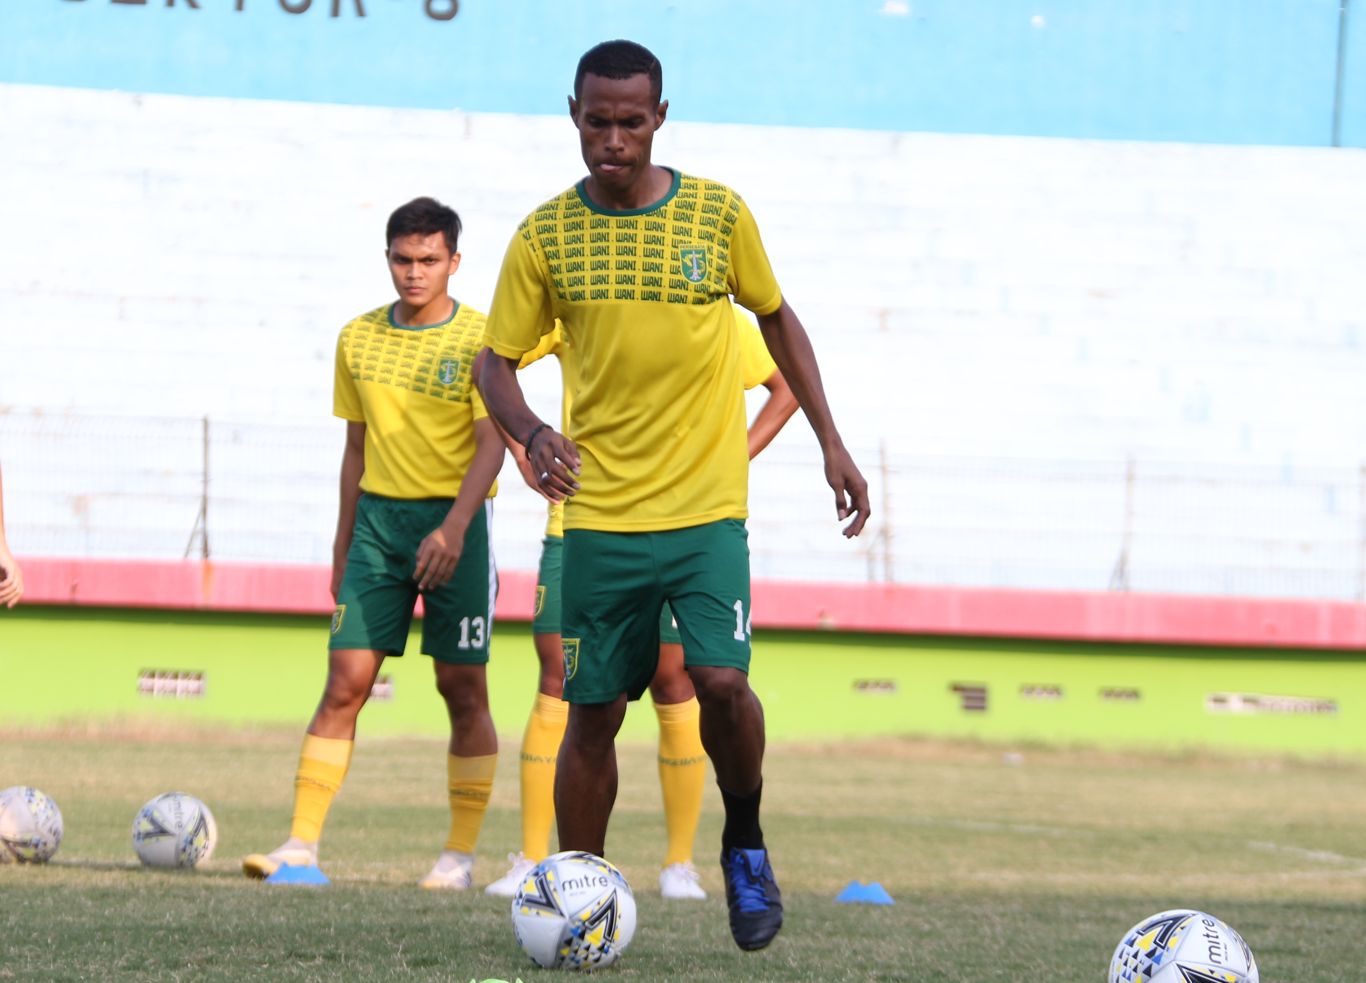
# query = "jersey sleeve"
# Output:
<box><xmin>518</xmin><ymin>321</ymin><xmax>564</xmax><ymax>370</ymax></box>
<box><xmin>332</xmin><ymin>332</ymin><xmax>364</xmax><ymax>422</ymax></box>
<box><xmin>487</xmin><ymin>220</ymin><xmax>558</xmax><ymax>360</ymax></box>
<box><xmin>725</xmin><ymin>196</ymin><xmax>783</xmax><ymax>317</ymax></box>
<box><xmin>733</xmin><ymin>306</ymin><xmax>778</xmax><ymax>390</ymax></box>
<box><xmin>470</xmin><ymin>382</ymin><xmax>489</xmax><ymax>421</ymax></box>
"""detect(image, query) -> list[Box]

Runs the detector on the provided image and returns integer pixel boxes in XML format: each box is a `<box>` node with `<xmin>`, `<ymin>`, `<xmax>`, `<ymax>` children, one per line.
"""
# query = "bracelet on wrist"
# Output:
<box><xmin>524</xmin><ymin>422</ymin><xmax>550</xmax><ymax>451</ymax></box>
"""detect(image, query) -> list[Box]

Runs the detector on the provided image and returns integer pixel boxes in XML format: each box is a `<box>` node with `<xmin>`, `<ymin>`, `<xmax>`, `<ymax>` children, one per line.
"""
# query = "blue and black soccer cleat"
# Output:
<box><xmin>721</xmin><ymin>846</ymin><xmax>784</xmax><ymax>950</ymax></box>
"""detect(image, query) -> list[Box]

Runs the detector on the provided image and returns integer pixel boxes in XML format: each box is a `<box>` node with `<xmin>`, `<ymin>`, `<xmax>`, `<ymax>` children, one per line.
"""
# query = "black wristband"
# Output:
<box><xmin>524</xmin><ymin>422</ymin><xmax>550</xmax><ymax>451</ymax></box>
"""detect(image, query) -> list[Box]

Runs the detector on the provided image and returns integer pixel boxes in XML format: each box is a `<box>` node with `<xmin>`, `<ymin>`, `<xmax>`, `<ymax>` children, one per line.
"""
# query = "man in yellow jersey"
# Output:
<box><xmin>479</xmin><ymin>41</ymin><xmax>869</xmax><ymax>951</ymax></box>
<box><xmin>483</xmin><ymin>310</ymin><xmax>796</xmax><ymax>901</ymax></box>
<box><xmin>243</xmin><ymin>197</ymin><xmax>504</xmax><ymax>890</ymax></box>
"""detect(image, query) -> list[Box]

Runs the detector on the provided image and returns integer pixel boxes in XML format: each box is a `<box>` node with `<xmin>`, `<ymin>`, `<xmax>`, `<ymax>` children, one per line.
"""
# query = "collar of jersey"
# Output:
<box><xmin>387</xmin><ymin>300</ymin><xmax>461</xmax><ymax>331</ymax></box>
<box><xmin>575</xmin><ymin>167</ymin><xmax>681</xmax><ymax>216</ymax></box>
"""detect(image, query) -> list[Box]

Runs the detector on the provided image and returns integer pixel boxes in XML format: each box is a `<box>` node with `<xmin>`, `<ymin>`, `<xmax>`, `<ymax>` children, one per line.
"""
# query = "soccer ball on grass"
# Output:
<box><xmin>511</xmin><ymin>850</ymin><xmax>637</xmax><ymax>970</ymax></box>
<box><xmin>0</xmin><ymin>785</ymin><xmax>64</xmax><ymax>863</ymax></box>
<box><xmin>132</xmin><ymin>791</ymin><xmax>218</xmax><ymax>868</ymax></box>
<box><xmin>1110</xmin><ymin>908</ymin><xmax>1258</xmax><ymax>982</ymax></box>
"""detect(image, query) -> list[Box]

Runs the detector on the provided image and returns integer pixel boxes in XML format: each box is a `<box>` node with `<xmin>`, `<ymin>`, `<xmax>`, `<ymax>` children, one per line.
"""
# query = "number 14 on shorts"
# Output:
<box><xmin>732</xmin><ymin>600</ymin><xmax>752</xmax><ymax>641</ymax></box>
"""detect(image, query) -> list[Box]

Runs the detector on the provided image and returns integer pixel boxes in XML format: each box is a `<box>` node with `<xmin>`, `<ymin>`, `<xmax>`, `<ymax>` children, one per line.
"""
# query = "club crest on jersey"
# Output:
<box><xmin>562</xmin><ymin>638</ymin><xmax>580</xmax><ymax>681</ymax></box>
<box><xmin>330</xmin><ymin>604</ymin><xmax>346</xmax><ymax>635</ymax></box>
<box><xmin>679</xmin><ymin>246</ymin><xmax>709</xmax><ymax>283</ymax></box>
<box><xmin>437</xmin><ymin>358</ymin><xmax>460</xmax><ymax>385</ymax></box>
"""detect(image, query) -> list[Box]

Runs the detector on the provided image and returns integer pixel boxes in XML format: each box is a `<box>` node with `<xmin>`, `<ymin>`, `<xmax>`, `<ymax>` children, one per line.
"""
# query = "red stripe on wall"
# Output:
<box><xmin>17</xmin><ymin>557</ymin><xmax>1366</xmax><ymax>650</ymax></box>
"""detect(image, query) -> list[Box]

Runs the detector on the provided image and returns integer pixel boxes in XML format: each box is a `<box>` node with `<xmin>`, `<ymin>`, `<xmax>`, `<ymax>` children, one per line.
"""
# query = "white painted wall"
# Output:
<box><xmin>2</xmin><ymin>84</ymin><xmax>1364</xmax><ymax>598</ymax></box>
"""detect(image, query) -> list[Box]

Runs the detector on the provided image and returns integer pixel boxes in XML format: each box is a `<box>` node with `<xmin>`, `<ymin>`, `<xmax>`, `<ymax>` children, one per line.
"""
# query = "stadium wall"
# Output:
<box><xmin>3</xmin><ymin>6</ymin><xmax>1366</xmax><ymax>602</ymax></box>
<box><xmin>2</xmin><ymin>84</ymin><xmax>1365</xmax><ymax>598</ymax></box>
<box><xmin>11</xmin><ymin>559</ymin><xmax>1364</xmax><ymax>755</ymax></box>
<box><xmin>5</xmin><ymin>601</ymin><xmax>1363</xmax><ymax>755</ymax></box>
<box><xmin>19</xmin><ymin>557</ymin><xmax>1366</xmax><ymax>650</ymax></box>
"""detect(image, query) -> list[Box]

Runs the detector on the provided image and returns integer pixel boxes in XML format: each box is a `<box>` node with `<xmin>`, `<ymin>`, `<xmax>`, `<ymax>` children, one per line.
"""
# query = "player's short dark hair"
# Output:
<box><xmin>574</xmin><ymin>40</ymin><xmax>663</xmax><ymax>103</ymax></box>
<box><xmin>386</xmin><ymin>197</ymin><xmax>462</xmax><ymax>253</ymax></box>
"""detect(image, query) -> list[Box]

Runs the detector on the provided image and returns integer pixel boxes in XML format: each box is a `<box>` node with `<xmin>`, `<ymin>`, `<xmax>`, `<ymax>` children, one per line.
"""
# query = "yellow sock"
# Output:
<box><xmin>445</xmin><ymin>752</ymin><xmax>497</xmax><ymax>854</ymax></box>
<box><xmin>290</xmin><ymin>734</ymin><xmax>354</xmax><ymax>843</ymax></box>
<box><xmin>519</xmin><ymin>692</ymin><xmax>567</xmax><ymax>860</ymax></box>
<box><xmin>655</xmin><ymin>697</ymin><xmax>706</xmax><ymax>866</ymax></box>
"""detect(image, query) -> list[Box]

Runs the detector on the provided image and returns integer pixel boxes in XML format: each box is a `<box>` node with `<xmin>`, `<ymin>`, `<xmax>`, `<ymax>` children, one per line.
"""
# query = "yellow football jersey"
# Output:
<box><xmin>333</xmin><ymin>301</ymin><xmax>495</xmax><ymax>500</ymax></box>
<box><xmin>524</xmin><ymin>306</ymin><xmax>777</xmax><ymax>539</ymax></box>
<box><xmin>487</xmin><ymin>171</ymin><xmax>782</xmax><ymax>532</ymax></box>
<box><xmin>734</xmin><ymin>307</ymin><xmax>779</xmax><ymax>390</ymax></box>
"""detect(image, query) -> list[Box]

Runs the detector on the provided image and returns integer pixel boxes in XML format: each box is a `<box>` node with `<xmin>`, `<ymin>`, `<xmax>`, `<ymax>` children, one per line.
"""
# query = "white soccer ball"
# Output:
<box><xmin>511</xmin><ymin>850</ymin><xmax>637</xmax><ymax>970</ymax></box>
<box><xmin>0</xmin><ymin>785</ymin><xmax>64</xmax><ymax>864</ymax></box>
<box><xmin>1110</xmin><ymin>908</ymin><xmax>1259</xmax><ymax>983</ymax></box>
<box><xmin>131</xmin><ymin>792</ymin><xmax>218</xmax><ymax>869</ymax></box>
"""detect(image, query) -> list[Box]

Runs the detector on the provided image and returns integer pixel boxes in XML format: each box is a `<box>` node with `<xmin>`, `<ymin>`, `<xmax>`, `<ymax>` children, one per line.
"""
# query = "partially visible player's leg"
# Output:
<box><xmin>691</xmin><ymin>665</ymin><xmax>780</xmax><ymax>950</ymax></box>
<box><xmin>423</xmin><ymin>661</ymin><xmax>497</xmax><ymax>889</ymax></box>
<box><xmin>650</xmin><ymin>614</ymin><xmax>707</xmax><ymax>899</ymax></box>
<box><xmin>667</xmin><ymin>519</ymin><xmax>782</xmax><ymax>950</ymax></box>
<box><xmin>241</xmin><ymin>647</ymin><xmax>386</xmax><ymax>879</ymax></box>
<box><xmin>488</xmin><ymin>536</ymin><xmax>569</xmax><ymax>897</ymax></box>
<box><xmin>555</xmin><ymin>695</ymin><xmax>629</xmax><ymax>855</ymax></box>
<box><xmin>521</xmin><ymin>633</ymin><xmax>568</xmax><ymax>855</ymax></box>
<box><xmin>419</xmin><ymin>500</ymin><xmax>499</xmax><ymax>890</ymax></box>
<box><xmin>690</xmin><ymin>664</ymin><xmax>770</xmax><ymax>856</ymax></box>
<box><xmin>486</xmin><ymin>631</ymin><xmax>565</xmax><ymax>896</ymax></box>
<box><xmin>245</xmin><ymin>496</ymin><xmax>417</xmax><ymax>881</ymax></box>
<box><xmin>556</xmin><ymin>528</ymin><xmax>661</xmax><ymax>856</ymax></box>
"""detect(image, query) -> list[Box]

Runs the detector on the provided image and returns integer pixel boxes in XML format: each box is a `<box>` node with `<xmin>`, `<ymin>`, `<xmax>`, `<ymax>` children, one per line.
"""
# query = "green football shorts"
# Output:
<box><xmin>560</xmin><ymin>519</ymin><xmax>751</xmax><ymax>703</ymax></box>
<box><xmin>531</xmin><ymin>536</ymin><xmax>563</xmax><ymax>635</ymax></box>
<box><xmin>534</xmin><ymin>534</ymin><xmax>682</xmax><ymax>645</ymax></box>
<box><xmin>330</xmin><ymin>494</ymin><xmax>495</xmax><ymax>664</ymax></box>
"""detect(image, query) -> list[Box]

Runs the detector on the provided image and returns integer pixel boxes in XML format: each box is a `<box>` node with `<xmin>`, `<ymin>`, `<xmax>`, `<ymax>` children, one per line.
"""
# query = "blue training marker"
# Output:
<box><xmin>835</xmin><ymin>880</ymin><xmax>895</xmax><ymax>905</ymax></box>
<box><xmin>265</xmin><ymin>862</ymin><xmax>330</xmax><ymax>886</ymax></box>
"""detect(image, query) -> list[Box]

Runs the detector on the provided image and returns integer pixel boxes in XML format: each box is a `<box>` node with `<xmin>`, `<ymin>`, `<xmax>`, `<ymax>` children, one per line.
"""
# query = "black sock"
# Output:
<box><xmin>719</xmin><ymin>781</ymin><xmax>765</xmax><ymax>851</ymax></box>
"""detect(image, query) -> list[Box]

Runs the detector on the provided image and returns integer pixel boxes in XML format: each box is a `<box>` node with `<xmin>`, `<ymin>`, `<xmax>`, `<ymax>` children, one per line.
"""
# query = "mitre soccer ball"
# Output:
<box><xmin>1111</xmin><ymin>909</ymin><xmax>1259</xmax><ymax>983</ymax></box>
<box><xmin>0</xmin><ymin>786</ymin><xmax>64</xmax><ymax>864</ymax></box>
<box><xmin>132</xmin><ymin>792</ymin><xmax>218</xmax><ymax>869</ymax></box>
<box><xmin>511</xmin><ymin>851</ymin><xmax>637</xmax><ymax>970</ymax></box>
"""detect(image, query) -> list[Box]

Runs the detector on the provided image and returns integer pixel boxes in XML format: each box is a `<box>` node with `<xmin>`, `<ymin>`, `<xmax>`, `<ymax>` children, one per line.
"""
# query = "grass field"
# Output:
<box><xmin>2</xmin><ymin>725</ymin><xmax>1364</xmax><ymax>982</ymax></box>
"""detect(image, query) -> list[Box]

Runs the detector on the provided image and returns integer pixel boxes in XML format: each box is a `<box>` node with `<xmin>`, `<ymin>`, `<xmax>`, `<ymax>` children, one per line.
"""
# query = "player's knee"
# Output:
<box><xmin>318</xmin><ymin>679</ymin><xmax>368</xmax><ymax>718</ymax></box>
<box><xmin>566</xmin><ymin>699</ymin><xmax>627</xmax><ymax>747</ymax></box>
<box><xmin>688</xmin><ymin>665</ymin><xmax>749</xmax><ymax>707</ymax></box>
<box><xmin>435</xmin><ymin>668</ymin><xmax>487</xmax><ymax>714</ymax></box>
<box><xmin>649</xmin><ymin>672</ymin><xmax>695</xmax><ymax>705</ymax></box>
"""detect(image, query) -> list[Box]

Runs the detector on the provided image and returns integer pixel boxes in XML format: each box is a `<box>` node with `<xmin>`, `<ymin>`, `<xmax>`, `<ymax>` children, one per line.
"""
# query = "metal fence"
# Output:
<box><xmin>3</xmin><ymin>408</ymin><xmax>1363</xmax><ymax>601</ymax></box>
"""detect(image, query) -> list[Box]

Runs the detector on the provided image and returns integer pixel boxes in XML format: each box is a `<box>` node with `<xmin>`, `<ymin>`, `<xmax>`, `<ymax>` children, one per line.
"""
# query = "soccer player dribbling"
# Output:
<box><xmin>482</xmin><ymin>310</ymin><xmax>797</xmax><ymax>902</ymax></box>
<box><xmin>243</xmin><ymin>197</ymin><xmax>505</xmax><ymax>889</ymax></box>
<box><xmin>478</xmin><ymin>41</ymin><xmax>869</xmax><ymax>950</ymax></box>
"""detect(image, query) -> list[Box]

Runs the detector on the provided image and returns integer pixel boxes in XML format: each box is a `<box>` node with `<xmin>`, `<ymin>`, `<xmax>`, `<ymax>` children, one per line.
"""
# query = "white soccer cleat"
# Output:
<box><xmin>484</xmin><ymin>851</ymin><xmax>536</xmax><ymax>897</ymax></box>
<box><xmin>242</xmin><ymin>838</ymin><xmax>318</xmax><ymax>880</ymax></box>
<box><xmin>659</xmin><ymin>860</ymin><xmax>707</xmax><ymax>900</ymax></box>
<box><xmin>419</xmin><ymin>849</ymin><xmax>474</xmax><ymax>890</ymax></box>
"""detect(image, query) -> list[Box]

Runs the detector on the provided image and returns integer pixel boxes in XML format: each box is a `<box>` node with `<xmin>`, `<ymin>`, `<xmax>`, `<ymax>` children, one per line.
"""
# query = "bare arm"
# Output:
<box><xmin>0</xmin><ymin>465</ymin><xmax>23</xmax><ymax>608</ymax></box>
<box><xmin>473</xmin><ymin>344</ymin><xmax>553</xmax><ymax>497</ymax></box>
<box><xmin>746</xmin><ymin>367</ymin><xmax>799</xmax><ymax>460</ymax></box>
<box><xmin>478</xmin><ymin>348</ymin><xmax>579</xmax><ymax>500</ymax></box>
<box><xmin>756</xmin><ymin>300</ymin><xmax>870</xmax><ymax>537</ymax></box>
<box><xmin>412</xmin><ymin>416</ymin><xmax>507</xmax><ymax>591</ymax></box>
<box><xmin>488</xmin><ymin>410</ymin><xmax>554</xmax><ymax>503</ymax></box>
<box><xmin>330</xmin><ymin>421</ymin><xmax>366</xmax><ymax>603</ymax></box>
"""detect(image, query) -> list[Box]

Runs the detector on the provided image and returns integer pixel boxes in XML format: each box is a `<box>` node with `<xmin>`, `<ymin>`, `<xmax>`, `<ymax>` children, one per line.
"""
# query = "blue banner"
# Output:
<box><xmin>0</xmin><ymin>0</ymin><xmax>1357</xmax><ymax>146</ymax></box>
